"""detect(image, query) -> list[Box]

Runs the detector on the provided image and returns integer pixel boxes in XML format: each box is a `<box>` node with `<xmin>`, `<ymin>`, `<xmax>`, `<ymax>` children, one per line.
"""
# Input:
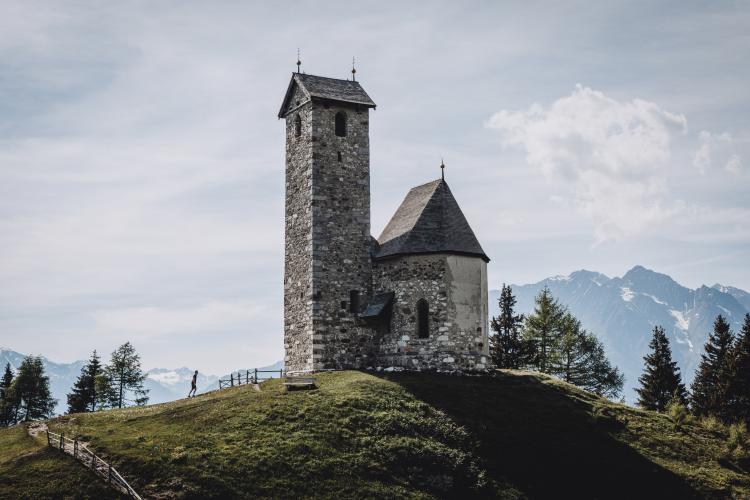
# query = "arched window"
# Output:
<box><xmin>335</xmin><ymin>112</ymin><xmax>347</xmax><ymax>137</ymax></box>
<box><xmin>294</xmin><ymin>114</ymin><xmax>301</xmax><ymax>137</ymax></box>
<box><xmin>416</xmin><ymin>299</ymin><xmax>429</xmax><ymax>339</ymax></box>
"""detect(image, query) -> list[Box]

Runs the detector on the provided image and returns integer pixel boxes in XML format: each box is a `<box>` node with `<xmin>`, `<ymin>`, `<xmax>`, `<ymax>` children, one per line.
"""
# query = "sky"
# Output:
<box><xmin>1</xmin><ymin>1</ymin><xmax>748</xmax><ymax>374</ymax></box>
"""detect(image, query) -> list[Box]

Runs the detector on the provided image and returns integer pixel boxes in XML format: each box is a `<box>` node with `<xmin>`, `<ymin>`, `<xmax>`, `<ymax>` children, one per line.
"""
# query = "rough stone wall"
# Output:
<box><xmin>308</xmin><ymin>102</ymin><xmax>374</xmax><ymax>370</ymax></box>
<box><xmin>283</xmin><ymin>85</ymin><xmax>314</xmax><ymax>372</ymax></box>
<box><xmin>372</xmin><ymin>254</ymin><xmax>489</xmax><ymax>371</ymax></box>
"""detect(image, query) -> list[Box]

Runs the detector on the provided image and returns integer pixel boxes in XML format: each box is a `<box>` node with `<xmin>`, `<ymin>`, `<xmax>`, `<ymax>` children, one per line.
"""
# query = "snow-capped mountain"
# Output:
<box><xmin>0</xmin><ymin>348</ymin><xmax>281</xmax><ymax>415</ymax></box>
<box><xmin>492</xmin><ymin>266</ymin><xmax>750</xmax><ymax>401</ymax></box>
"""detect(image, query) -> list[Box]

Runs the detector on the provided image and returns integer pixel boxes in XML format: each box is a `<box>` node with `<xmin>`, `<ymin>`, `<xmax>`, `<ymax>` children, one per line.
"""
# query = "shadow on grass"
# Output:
<box><xmin>378</xmin><ymin>370</ymin><xmax>702</xmax><ymax>499</ymax></box>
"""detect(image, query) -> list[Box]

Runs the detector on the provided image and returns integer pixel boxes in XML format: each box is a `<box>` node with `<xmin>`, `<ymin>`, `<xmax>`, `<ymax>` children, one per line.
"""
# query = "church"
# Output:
<box><xmin>279</xmin><ymin>70</ymin><xmax>490</xmax><ymax>373</ymax></box>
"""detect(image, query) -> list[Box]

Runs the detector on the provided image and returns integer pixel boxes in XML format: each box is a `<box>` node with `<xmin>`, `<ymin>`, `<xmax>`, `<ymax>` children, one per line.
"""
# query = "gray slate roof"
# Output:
<box><xmin>360</xmin><ymin>292</ymin><xmax>394</xmax><ymax>319</ymax></box>
<box><xmin>375</xmin><ymin>179</ymin><xmax>489</xmax><ymax>262</ymax></box>
<box><xmin>278</xmin><ymin>73</ymin><xmax>376</xmax><ymax>118</ymax></box>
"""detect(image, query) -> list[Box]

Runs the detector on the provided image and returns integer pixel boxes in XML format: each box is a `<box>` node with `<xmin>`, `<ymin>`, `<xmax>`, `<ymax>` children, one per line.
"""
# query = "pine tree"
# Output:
<box><xmin>67</xmin><ymin>351</ymin><xmax>103</xmax><ymax>414</ymax></box>
<box><xmin>553</xmin><ymin>313</ymin><xmax>624</xmax><ymax>399</ymax></box>
<box><xmin>11</xmin><ymin>356</ymin><xmax>56</xmax><ymax>421</ymax></box>
<box><xmin>489</xmin><ymin>284</ymin><xmax>529</xmax><ymax>369</ymax></box>
<box><xmin>0</xmin><ymin>363</ymin><xmax>15</xmax><ymax>426</ymax></box>
<box><xmin>691</xmin><ymin>315</ymin><xmax>735</xmax><ymax>420</ymax></box>
<box><xmin>728</xmin><ymin>314</ymin><xmax>750</xmax><ymax>424</ymax></box>
<box><xmin>636</xmin><ymin>326</ymin><xmax>687</xmax><ymax>412</ymax></box>
<box><xmin>523</xmin><ymin>287</ymin><xmax>566</xmax><ymax>373</ymax></box>
<box><xmin>102</xmin><ymin>342</ymin><xmax>149</xmax><ymax>409</ymax></box>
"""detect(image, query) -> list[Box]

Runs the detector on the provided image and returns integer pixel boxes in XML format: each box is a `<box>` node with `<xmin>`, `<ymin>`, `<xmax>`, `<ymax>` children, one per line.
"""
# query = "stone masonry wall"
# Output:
<box><xmin>283</xmin><ymin>85</ymin><xmax>314</xmax><ymax>372</ymax></box>
<box><xmin>309</xmin><ymin>102</ymin><xmax>373</xmax><ymax>370</ymax></box>
<box><xmin>372</xmin><ymin>254</ymin><xmax>489</xmax><ymax>371</ymax></box>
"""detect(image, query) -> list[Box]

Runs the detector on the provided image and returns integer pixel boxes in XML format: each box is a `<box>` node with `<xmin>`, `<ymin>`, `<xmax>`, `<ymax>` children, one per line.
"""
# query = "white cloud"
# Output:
<box><xmin>694</xmin><ymin>130</ymin><xmax>743</xmax><ymax>175</ymax></box>
<box><xmin>486</xmin><ymin>85</ymin><xmax>688</xmax><ymax>241</ymax></box>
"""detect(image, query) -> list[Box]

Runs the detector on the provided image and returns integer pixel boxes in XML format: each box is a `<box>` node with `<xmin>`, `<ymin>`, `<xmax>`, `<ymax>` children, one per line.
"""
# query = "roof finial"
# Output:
<box><xmin>440</xmin><ymin>158</ymin><xmax>445</xmax><ymax>180</ymax></box>
<box><xmin>351</xmin><ymin>56</ymin><xmax>356</xmax><ymax>81</ymax></box>
<box><xmin>296</xmin><ymin>48</ymin><xmax>301</xmax><ymax>74</ymax></box>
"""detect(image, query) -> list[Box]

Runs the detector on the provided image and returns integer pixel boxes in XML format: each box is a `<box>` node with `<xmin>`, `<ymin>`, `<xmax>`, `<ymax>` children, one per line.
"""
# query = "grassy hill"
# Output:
<box><xmin>2</xmin><ymin>370</ymin><xmax>749</xmax><ymax>499</ymax></box>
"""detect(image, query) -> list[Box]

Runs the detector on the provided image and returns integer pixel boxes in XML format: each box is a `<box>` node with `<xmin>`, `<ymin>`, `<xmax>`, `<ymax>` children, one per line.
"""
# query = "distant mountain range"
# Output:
<box><xmin>490</xmin><ymin>266</ymin><xmax>750</xmax><ymax>401</ymax></box>
<box><xmin>0</xmin><ymin>348</ymin><xmax>282</xmax><ymax>415</ymax></box>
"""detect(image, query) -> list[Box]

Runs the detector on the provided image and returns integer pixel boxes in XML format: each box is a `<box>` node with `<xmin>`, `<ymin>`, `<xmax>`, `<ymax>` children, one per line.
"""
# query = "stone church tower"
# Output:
<box><xmin>279</xmin><ymin>71</ymin><xmax>490</xmax><ymax>373</ymax></box>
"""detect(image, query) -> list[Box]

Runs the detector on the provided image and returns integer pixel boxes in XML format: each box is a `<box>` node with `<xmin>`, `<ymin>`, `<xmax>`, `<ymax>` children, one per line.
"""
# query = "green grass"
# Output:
<box><xmin>0</xmin><ymin>423</ymin><xmax>120</xmax><ymax>499</ymax></box>
<box><xmin>3</xmin><ymin>370</ymin><xmax>749</xmax><ymax>498</ymax></box>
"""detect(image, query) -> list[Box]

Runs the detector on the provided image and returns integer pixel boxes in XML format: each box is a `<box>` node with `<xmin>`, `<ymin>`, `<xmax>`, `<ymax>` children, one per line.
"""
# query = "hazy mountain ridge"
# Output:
<box><xmin>0</xmin><ymin>348</ymin><xmax>281</xmax><ymax>414</ymax></box>
<box><xmin>491</xmin><ymin>266</ymin><xmax>750</xmax><ymax>401</ymax></box>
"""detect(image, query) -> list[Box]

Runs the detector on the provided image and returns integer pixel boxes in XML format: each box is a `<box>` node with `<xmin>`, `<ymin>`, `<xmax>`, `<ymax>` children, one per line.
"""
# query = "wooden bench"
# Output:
<box><xmin>283</xmin><ymin>376</ymin><xmax>316</xmax><ymax>389</ymax></box>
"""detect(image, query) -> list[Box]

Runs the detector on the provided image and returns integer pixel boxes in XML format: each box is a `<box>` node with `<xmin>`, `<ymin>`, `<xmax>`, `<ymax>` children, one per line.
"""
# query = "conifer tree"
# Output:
<box><xmin>67</xmin><ymin>350</ymin><xmax>103</xmax><ymax>414</ymax></box>
<box><xmin>489</xmin><ymin>284</ymin><xmax>529</xmax><ymax>369</ymax></box>
<box><xmin>691</xmin><ymin>315</ymin><xmax>735</xmax><ymax>420</ymax></box>
<box><xmin>553</xmin><ymin>313</ymin><xmax>624</xmax><ymax>399</ymax></box>
<box><xmin>728</xmin><ymin>314</ymin><xmax>750</xmax><ymax>424</ymax></box>
<box><xmin>0</xmin><ymin>363</ymin><xmax>15</xmax><ymax>426</ymax></box>
<box><xmin>636</xmin><ymin>326</ymin><xmax>687</xmax><ymax>412</ymax></box>
<box><xmin>523</xmin><ymin>287</ymin><xmax>566</xmax><ymax>373</ymax></box>
<box><xmin>11</xmin><ymin>356</ymin><xmax>55</xmax><ymax>421</ymax></box>
<box><xmin>102</xmin><ymin>342</ymin><xmax>149</xmax><ymax>409</ymax></box>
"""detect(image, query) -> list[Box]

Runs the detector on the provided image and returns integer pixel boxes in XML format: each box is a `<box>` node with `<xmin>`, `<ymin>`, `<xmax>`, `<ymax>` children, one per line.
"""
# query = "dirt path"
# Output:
<box><xmin>26</xmin><ymin>421</ymin><xmax>48</xmax><ymax>438</ymax></box>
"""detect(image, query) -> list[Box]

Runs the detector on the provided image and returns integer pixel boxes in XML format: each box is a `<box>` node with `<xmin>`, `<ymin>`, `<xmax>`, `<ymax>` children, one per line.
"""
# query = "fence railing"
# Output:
<box><xmin>218</xmin><ymin>368</ymin><xmax>285</xmax><ymax>389</ymax></box>
<box><xmin>46</xmin><ymin>430</ymin><xmax>142</xmax><ymax>500</ymax></box>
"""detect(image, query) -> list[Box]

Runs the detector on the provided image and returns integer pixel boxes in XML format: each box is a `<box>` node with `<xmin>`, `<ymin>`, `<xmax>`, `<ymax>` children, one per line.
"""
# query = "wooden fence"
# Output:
<box><xmin>46</xmin><ymin>430</ymin><xmax>142</xmax><ymax>499</ymax></box>
<box><xmin>218</xmin><ymin>368</ymin><xmax>284</xmax><ymax>389</ymax></box>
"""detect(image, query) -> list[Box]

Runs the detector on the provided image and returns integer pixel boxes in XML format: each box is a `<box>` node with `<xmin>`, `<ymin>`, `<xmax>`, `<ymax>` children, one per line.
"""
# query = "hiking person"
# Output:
<box><xmin>188</xmin><ymin>370</ymin><xmax>198</xmax><ymax>397</ymax></box>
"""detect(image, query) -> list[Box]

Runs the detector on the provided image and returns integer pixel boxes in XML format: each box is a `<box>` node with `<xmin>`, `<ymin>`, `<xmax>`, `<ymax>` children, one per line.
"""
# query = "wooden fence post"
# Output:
<box><xmin>230</xmin><ymin>374</ymin><xmax>234</xmax><ymax>387</ymax></box>
<box><xmin>254</xmin><ymin>368</ymin><xmax>258</xmax><ymax>383</ymax></box>
<box><xmin>46</xmin><ymin>430</ymin><xmax>51</xmax><ymax>447</ymax></box>
<box><xmin>74</xmin><ymin>438</ymin><xmax>78</xmax><ymax>459</ymax></box>
<box><xmin>279</xmin><ymin>369</ymin><xmax>283</xmax><ymax>379</ymax></box>
<box><xmin>246</xmin><ymin>370</ymin><xmax>249</xmax><ymax>384</ymax></box>
<box><xmin>91</xmin><ymin>453</ymin><xmax>95</xmax><ymax>470</ymax></box>
<box><xmin>108</xmin><ymin>463</ymin><xmax>112</xmax><ymax>483</ymax></box>
<box><xmin>60</xmin><ymin>432</ymin><xmax>64</xmax><ymax>451</ymax></box>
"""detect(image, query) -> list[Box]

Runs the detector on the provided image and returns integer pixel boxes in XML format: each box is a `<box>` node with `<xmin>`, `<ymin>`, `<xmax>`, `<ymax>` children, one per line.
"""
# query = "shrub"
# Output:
<box><xmin>667</xmin><ymin>395</ymin><xmax>692</xmax><ymax>431</ymax></box>
<box><xmin>699</xmin><ymin>415</ymin><xmax>724</xmax><ymax>433</ymax></box>
<box><xmin>726</xmin><ymin>422</ymin><xmax>748</xmax><ymax>460</ymax></box>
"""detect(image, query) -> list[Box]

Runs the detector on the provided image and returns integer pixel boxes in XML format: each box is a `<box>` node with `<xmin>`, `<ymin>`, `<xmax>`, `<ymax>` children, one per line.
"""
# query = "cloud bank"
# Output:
<box><xmin>486</xmin><ymin>85</ymin><xmax>689</xmax><ymax>241</ymax></box>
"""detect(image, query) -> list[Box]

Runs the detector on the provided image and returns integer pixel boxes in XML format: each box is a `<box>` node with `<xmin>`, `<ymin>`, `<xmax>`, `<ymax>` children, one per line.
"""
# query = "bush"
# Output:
<box><xmin>667</xmin><ymin>396</ymin><xmax>692</xmax><ymax>431</ymax></box>
<box><xmin>726</xmin><ymin>422</ymin><xmax>748</xmax><ymax>460</ymax></box>
<box><xmin>700</xmin><ymin>415</ymin><xmax>724</xmax><ymax>433</ymax></box>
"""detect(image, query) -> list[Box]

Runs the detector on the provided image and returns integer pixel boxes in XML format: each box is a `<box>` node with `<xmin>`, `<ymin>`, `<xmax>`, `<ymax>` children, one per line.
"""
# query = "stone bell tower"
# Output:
<box><xmin>278</xmin><ymin>72</ymin><xmax>377</xmax><ymax>372</ymax></box>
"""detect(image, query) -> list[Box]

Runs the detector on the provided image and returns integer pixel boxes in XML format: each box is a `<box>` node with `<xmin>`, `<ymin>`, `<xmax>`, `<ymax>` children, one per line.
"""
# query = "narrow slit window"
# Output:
<box><xmin>349</xmin><ymin>290</ymin><xmax>360</xmax><ymax>313</ymax></box>
<box><xmin>416</xmin><ymin>299</ymin><xmax>429</xmax><ymax>339</ymax></box>
<box><xmin>335</xmin><ymin>112</ymin><xmax>347</xmax><ymax>137</ymax></box>
<box><xmin>337</xmin><ymin>151</ymin><xmax>342</xmax><ymax>162</ymax></box>
<box><xmin>294</xmin><ymin>114</ymin><xmax>301</xmax><ymax>137</ymax></box>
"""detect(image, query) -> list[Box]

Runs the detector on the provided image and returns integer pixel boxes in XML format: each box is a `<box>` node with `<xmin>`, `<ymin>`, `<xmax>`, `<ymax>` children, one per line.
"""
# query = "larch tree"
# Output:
<box><xmin>728</xmin><ymin>314</ymin><xmax>750</xmax><ymax>424</ymax></box>
<box><xmin>636</xmin><ymin>326</ymin><xmax>688</xmax><ymax>412</ymax></box>
<box><xmin>102</xmin><ymin>342</ymin><xmax>149</xmax><ymax>409</ymax></box>
<box><xmin>553</xmin><ymin>313</ymin><xmax>624</xmax><ymax>399</ymax></box>
<box><xmin>11</xmin><ymin>356</ymin><xmax>56</xmax><ymax>421</ymax></box>
<box><xmin>690</xmin><ymin>315</ymin><xmax>735</xmax><ymax>420</ymax></box>
<box><xmin>489</xmin><ymin>284</ymin><xmax>528</xmax><ymax>369</ymax></box>
<box><xmin>523</xmin><ymin>287</ymin><xmax>566</xmax><ymax>373</ymax></box>
<box><xmin>66</xmin><ymin>350</ymin><xmax>103</xmax><ymax>414</ymax></box>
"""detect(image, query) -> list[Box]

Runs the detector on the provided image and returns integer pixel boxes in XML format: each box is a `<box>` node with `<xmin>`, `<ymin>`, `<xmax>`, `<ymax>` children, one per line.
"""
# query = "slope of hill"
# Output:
<box><xmin>0</xmin><ymin>425</ymin><xmax>121</xmax><ymax>499</ymax></box>
<box><xmin>3</xmin><ymin>371</ymin><xmax>748</xmax><ymax>498</ymax></box>
<box><xmin>496</xmin><ymin>266</ymin><xmax>750</xmax><ymax>401</ymax></box>
<box><xmin>0</xmin><ymin>348</ymin><xmax>281</xmax><ymax>414</ymax></box>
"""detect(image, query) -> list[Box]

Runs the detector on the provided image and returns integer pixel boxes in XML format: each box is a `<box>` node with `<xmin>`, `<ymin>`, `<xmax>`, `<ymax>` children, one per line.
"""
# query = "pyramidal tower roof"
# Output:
<box><xmin>375</xmin><ymin>179</ymin><xmax>489</xmax><ymax>262</ymax></box>
<box><xmin>278</xmin><ymin>73</ymin><xmax>376</xmax><ymax>118</ymax></box>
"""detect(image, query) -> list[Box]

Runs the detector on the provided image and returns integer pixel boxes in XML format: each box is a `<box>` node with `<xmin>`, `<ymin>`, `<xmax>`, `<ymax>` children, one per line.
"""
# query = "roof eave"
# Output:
<box><xmin>373</xmin><ymin>250</ymin><xmax>490</xmax><ymax>263</ymax></box>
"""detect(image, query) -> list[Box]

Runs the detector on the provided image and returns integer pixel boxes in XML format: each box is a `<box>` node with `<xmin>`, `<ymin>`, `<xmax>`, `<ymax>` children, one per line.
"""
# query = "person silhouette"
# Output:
<box><xmin>188</xmin><ymin>370</ymin><xmax>198</xmax><ymax>397</ymax></box>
